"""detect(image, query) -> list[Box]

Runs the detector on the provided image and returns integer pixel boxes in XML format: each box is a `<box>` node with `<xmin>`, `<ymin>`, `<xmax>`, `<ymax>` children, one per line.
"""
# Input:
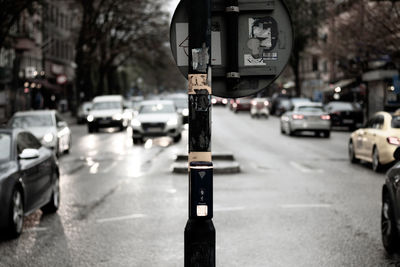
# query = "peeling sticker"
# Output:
<box><xmin>188</xmin><ymin>74</ymin><xmax>211</xmax><ymax>94</ymax></box>
<box><xmin>189</xmin><ymin>152</ymin><xmax>212</xmax><ymax>163</ymax></box>
<box><xmin>244</xmin><ymin>54</ymin><xmax>266</xmax><ymax>66</ymax></box>
<box><xmin>191</xmin><ymin>44</ymin><xmax>209</xmax><ymax>73</ymax></box>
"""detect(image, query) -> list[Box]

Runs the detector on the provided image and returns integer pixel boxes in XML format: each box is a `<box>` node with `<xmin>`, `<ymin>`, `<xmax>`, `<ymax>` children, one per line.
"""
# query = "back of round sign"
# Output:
<box><xmin>170</xmin><ymin>0</ymin><xmax>293</xmax><ymax>98</ymax></box>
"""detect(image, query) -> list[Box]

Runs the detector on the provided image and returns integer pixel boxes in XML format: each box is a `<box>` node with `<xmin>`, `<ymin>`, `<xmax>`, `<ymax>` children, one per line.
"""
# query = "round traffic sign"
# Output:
<box><xmin>170</xmin><ymin>0</ymin><xmax>293</xmax><ymax>98</ymax></box>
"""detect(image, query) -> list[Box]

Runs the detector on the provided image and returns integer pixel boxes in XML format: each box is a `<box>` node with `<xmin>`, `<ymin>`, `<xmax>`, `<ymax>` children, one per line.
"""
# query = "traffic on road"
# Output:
<box><xmin>1</xmin><ymin>93</ymin><xmax>400</xmax><ymax>265</ymax></box>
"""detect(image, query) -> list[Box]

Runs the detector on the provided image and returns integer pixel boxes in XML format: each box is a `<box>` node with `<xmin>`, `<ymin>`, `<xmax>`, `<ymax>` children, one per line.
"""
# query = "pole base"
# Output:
<box><xmin>184</xmin><ymin>219</ymin><xmax>215</xmax><ymax>267</ymax></box>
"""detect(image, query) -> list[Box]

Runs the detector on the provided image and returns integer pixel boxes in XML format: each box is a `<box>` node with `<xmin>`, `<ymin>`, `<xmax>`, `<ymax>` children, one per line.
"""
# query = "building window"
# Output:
<box><xmin>312</xmin><ymin>56</ymin><xmax>319</xmax><ymax>72</ymax></box>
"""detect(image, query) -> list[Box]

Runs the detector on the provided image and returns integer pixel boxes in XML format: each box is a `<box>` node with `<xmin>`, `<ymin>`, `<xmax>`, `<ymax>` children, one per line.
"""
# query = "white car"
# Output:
<box><xmin>280</xmin><ymin>102</ymin><xmax>331</xmax><ymax>137</ymax></box>
<box><xmin>86</xmin><ymin>95</ymin><xmax>129</xmax><ymax>133</ymax></box>
<box><xmin>8</xmin><ymin>110</ymin><xmax>71</xmax><ymax>156</ymax></box>
<box><xmin>250</xmin><ymin>98</ymin><xmax>270</xmax><ymax>118</ymax></box>
<box><xmin>131</xmin><ymin>100</ymin><xmax>183</xmax><ymax>144</ymax></box>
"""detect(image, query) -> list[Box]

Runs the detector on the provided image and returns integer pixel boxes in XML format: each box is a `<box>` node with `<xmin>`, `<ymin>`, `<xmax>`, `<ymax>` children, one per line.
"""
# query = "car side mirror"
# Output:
<box><xmin>394</xmin><ymin>147</ymin><xmax>400</xmax><ymax>161</ymax></box>
<box><xmin>19</xmin><ymin>148</ymin><xmax>40</xmax><ymax>160</ymax></box>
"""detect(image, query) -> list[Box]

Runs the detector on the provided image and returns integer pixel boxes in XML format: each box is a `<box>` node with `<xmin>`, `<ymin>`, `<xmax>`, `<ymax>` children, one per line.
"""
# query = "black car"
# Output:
<box><xmin>0</xmin><ymin>129</ymin><xmax>60</xmax><ymax>238</ymax></box>
<box><xmin>325</xmin><ymin>101</ymin><xmax>363</xmax><ymax>130</ymax></box>
<box><xmin>381</xmin><ymin>147</ymin><xmax>400</xmax><ymax>253</ymax></box>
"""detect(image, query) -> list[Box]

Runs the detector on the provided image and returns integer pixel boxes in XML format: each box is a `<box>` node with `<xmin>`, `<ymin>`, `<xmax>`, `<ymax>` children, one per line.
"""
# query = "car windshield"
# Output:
<box><xmin>139</xmin><ymin>103</ymin><xmax>175</xmax><ymax>114</ymax></box>
<box><xmin>10</xmin><ymin>114</ymin><xmax>54</xmax><ymax>128</ymax></box>
<box><xmin>297</xmin><ymin>106</ymin><xmax>324</xmax><ymax>112</ymax></box>
<box><xmin>0</xmin><ymin>133</ymin><xmax>11</xmax><ymax>162</ymax></box>
<box><xmin>92</xmin><ymin>101</ymin><xmax>121</xmax><ymax>110</ymax></box>
<box><xmin>327</xmin><ymin>102</ymin><xmax>354</xmax><ymax>111</ymax></box>
<box><xmin>391</xmin><ymin>116</ymin><xmax>400</xmax><ymax>128</ymax></box>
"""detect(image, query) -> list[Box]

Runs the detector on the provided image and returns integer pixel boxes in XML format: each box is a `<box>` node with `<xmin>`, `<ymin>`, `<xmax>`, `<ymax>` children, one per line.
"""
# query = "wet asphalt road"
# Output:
<box><xmin>1</xmin><ymin>106</ymin><xmax>400</xmax><ymax>266</ymax></box>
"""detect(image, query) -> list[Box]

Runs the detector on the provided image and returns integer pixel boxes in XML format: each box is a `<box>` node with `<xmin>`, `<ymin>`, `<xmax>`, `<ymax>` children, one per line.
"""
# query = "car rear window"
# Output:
<box><xmin>297</xmin><ymin>106</ymin><xmax>324</xmax><ymax>112</ymax></box>
<box><xmin>0</xmin><ymin>133</ymin><xmax>11</xmax><ymax>162</ymax></box>
<box><xmin>391</xmin><ymin>116</ymin><xmax>400</xmax><ymax>128</ymax></box>
<box><xmin>327</xmin><ymin>102</ymin><xmax>354</xmax><ymax>111</ymax></box>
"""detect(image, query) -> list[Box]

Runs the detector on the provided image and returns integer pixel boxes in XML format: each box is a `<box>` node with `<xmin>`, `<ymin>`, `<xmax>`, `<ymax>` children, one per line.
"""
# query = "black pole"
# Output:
<box><xmin>185</xmin><ymin>0</ymin><xmax>215</xmax><ymax>265</ymax></box>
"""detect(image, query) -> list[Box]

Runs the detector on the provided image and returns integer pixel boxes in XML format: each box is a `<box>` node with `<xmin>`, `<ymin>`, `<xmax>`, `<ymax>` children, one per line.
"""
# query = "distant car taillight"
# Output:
<box><xmin>264</xmin><ymin>100</ymin><xmax>269</xmax><ymax>106</ymax></box>
<box><xmin>320</xmin><ymin>115</ymin><xmax>331</xmax><ymax>120</ymax></box>
<box><xmin>387</xmin><ymin>137</ymin><xmax>400</xmax><ymax>145</ymax></box>
<box><xmin>251</xmin><ymin>100</ymin><xmax>257</xmax><ymax>106</ymax></box>
<box><xmin>222</xmin><ymin>99</ymin><xmax>228</xmax><ymax>104</ymax></box>
<box><xmin>236</xmin><ymin>99</ymin><xmax>240</xmax><ymax>104</ymax></box>
<box><xmin>211</xmin><ymin>98</ymin><xmax>217</xmax><ymax>104</ymax></box>
<box><xmin>292</xmin><ymin>114</ymin><xmax>304</xmax><ymax>120</ymax></box>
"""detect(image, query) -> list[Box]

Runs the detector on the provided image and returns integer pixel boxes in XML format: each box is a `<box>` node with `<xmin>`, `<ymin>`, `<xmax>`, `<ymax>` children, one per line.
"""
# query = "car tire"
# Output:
<box><xmin>65</xmin><ymin>137</ymin><xmax>71</xmax><ymax>154</ymax></box>
<box><xmin>173</xmin><ymin>133</ymin><xmax>182</xmax><ymax>143</ymax></box>
<box><xmin>7</xmin><ymin>188</ymin><xmax>24</xmax><ymax>238</ymax></box>
<box><xmin>348</xmin><ymin>140</ymin><xmax>359</xmax><ymax>163</ymax></box>
<box><xmin>323</xmin><ymin>131</ymin><xmax>330</xmax><ymax>138</ymax></box>
<box><xmin>381</xmin><ymin>191</ymin><xmax>400</xmax><ymax>254</ymax></box>
<box><xmin>55</xmin><ymin>141</ymin><xmax>61</xmax><ymax>158</ymax></box>
<box><xmin>42</xmin><ymin>173</ymin><xmax>60</xmax><ymax>214</ymax></box>
<box><xmin>88</xmin><ymin>125</ymin><xmax>94</xmax><ymax>133</ymax></box>
<box><xmin>133</xmin><ymin>137</ymin><xmax>143</xmax><ymax>145</ymax></box>
<box><xmin>280</xmin><ymin>125</ymin><xmax>285</xmax><ymax>134</ymax></box>
<box><xmin>372</xmin><ymin>146</ymin><xmax>382</xmax><ymax>172</ymax></box>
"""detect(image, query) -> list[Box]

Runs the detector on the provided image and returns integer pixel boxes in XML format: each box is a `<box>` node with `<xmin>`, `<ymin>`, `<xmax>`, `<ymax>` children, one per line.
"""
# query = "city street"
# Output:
<box><xmin>0</xmin><ymin>106</ymin><xmax>399</xmax><ymax>266</ymax></box>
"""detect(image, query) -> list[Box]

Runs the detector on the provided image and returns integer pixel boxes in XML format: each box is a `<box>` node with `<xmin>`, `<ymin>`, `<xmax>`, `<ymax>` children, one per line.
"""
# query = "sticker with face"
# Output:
<box><xmin>248</xmin><ymin>16</ymin><xmax>278</xmax><ymax>56</ymax></box>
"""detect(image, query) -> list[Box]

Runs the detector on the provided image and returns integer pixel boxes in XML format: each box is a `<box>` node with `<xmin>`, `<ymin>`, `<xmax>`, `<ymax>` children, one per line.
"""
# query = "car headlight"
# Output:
<box><xmin>112</xmin><ymin>113</ymin><xmax>122</xmax><ymax>120</ymax></box>
<box><xmin>182</xmin><ymin>108</ymin><xmax>189</xmax><ymax>117</ymax></box>
<box><xmin>131</xmin><ymin>119</ymin><xmax>141</xmax><ymax>127</ymax></box>
<box><xmin>167</xmin><ymin>117</ymin><xmax>178</xmax><ymax>126</ymax></box>
<box><xmin>43</xmin><ymin>133</ymin><xmax>54</xmax><ymax>143</ymax></box>
<box><xmin>87</xmin><ymin>114</ymin><xmax>94</xmax><ymax>122</ymax></box>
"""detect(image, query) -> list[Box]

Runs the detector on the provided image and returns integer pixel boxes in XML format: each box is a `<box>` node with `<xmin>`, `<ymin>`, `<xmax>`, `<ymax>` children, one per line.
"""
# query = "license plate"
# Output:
<box><xmin>99</xmin><ymin>119</ymin><xmax>110</xmax><ymax>124</ymax></box>
<box><xmin>146</xmin><ymin>127</ymin><xmax>162</xmax><ymax>132</ymax></box>
<box><xmin>343</xmin><ymin>119</ymin><xmax>354</xmax><ymax>123</ymax></box>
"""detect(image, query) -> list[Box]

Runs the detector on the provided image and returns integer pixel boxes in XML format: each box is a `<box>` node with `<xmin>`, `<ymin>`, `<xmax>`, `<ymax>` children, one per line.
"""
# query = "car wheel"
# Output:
<box><xmin>88</xmin><ymin>125</ymin><xmax>94</xmax><ymax>133</ymax></box>
<box><xmin>372</xmin><ymin>146</ymin><xmax>382</xmax><ymax>172</ymax></box>
<box><xmin>382</xmin><ymin>191</ymin><xmax>400</xmax><ymax>253</ymax></box>
<box><xmin>348</xmin><ymin>140</ymin><xmax>359</xmax><ymax>163</ymax></box>
<box><xmin>173</xmin><ymin>133</ymin><xmax>182</xmax><ymax>143</ymax></box>
<box><xmin>42</xmin><ymin>173</ymin><xmax>60</xmax><ymax>214</ymax></box>
<box><xmin>133</xmin><ymin>137</ymin><xmax>143</xmax><ymax>145</ymax></box>
<box><xmin>323</xmin><ymin>131</ymin><xmax>330</xmax><ymax>138</ymax></box>
<box><xmin>280</xmin><ymin>124</ymin><xmax>285</xmax><ymax>134</ymax></box>
<box><xmin>65</xmin><ymin>136</ymin><xmax>71</xmax><ymax>154</ymax></box>
<box><xmin>7</xmin><ymin>188</ymin><xmax>24</xmax><ymax>238</ymax></box>
<box><xmin>55</xmin><ymin>141</ymin><xmax>61</xmax><ymax>158</ymax></box>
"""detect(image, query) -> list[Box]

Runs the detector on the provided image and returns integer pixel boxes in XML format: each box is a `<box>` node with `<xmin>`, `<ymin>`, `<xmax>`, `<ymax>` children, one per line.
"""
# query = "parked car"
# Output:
<box><xmin>232</xmin><ymin>97</ymin><xmax>252</xmax><ymax>113</ymax></box>
<box><xmin>349</xmin><ymin>111</ymin><xmax>400</xmax><ymax>172</ymax></box>
<box><xmin>250</xmin><ymin>98</ymin><xmax>270</xmax><ymax>118</ymax></box>
<box><xmin>0</xmin><ymin>129</ymin><xmax>60</xmax><ymax>238</ymax></box>
<box><xmin>280</xmin><ymin>102</ymin><xmax>331</xmax><ymax>137</ymax></box>
<box><xmin>211</xmin><ymin>96</ymin><xmax>228</xmax><ymax>106</ymax></box>
<box><xmin>8</xmin><ymin>110</ymin><xmax>71</xmax><ymax>157</ymax></box>
<box><xmin>131</xmin><ymin>100</ymin><xmax>183</xmax><ymax>144</ymax></box>
<box><xmin>77</xmin><ymin>101</ymin><xmax>92</xmax><ymax>124</ymax></box>
<box><xmin>164</xmin><ymin>93</ymin><xmax>189</xmax><ymax>124</ymax></box>
<box><xmin>86</xmin><ymin>95</ymin><xmax>129</xmax><ymax>133</ymax></box>
<box><xmin>325</xmin><ymin>101</ymin><xmax>363</xmax><ymax>130</ymax></box>
<box><xmin>381</xmin><ymin>147</ymin><xmax>400</xmax><ymax>253</ymax></box>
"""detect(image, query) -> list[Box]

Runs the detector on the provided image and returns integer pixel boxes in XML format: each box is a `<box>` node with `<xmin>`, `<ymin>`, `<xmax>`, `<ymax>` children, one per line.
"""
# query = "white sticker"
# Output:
<box><xmin>244</xmin><ymin>54</ymin><xmax>266</xmax><ymax>66</ymax></box>
<box><xmin>197</xmin><ymin>205</ymin><xmax>208</xmax><ymax>217</ymax></box>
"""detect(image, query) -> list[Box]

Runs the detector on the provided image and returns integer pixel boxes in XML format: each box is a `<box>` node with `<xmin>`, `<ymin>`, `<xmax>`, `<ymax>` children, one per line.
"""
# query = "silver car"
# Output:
<box><xmin>280</xmin><ymin>103</ymin><xmax>331</xmax><ymax>138</ymax></box>
<box><xmin>131</xmin><ymin>100</ymin><xmax>183</xmax><ymax>144</ymax></box>
<box><xmin>8</xmin><ymin>110</ymin><xmax>71</xmax><ymax>156</ymax></box>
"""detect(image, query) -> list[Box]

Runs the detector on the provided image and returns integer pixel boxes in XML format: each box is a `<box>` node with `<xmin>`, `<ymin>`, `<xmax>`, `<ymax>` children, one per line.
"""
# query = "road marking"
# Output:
<box><xmin>96</xmin><ymin>213</ymin><xmax>146</xmax><ymax>223</ymax></box>
<box><xmin>280</xmin><ymin>204</ymin><xmax>331</xmax><ymax>209</ymax></box>
<box><xmin>90</xmin><ymin>162</ymin><xmax>99</xmax><ymax>174</ymax></box>
<box><xmin>214</xmin><ymin>206</ymin><xmax>245</xmax><ymax>212</ymax></box>
<box><xmin>101</xmin><ymin>161</ymin><xmax>118</xmax><ymax>173</ymax></box>
<box><xmin>290</xmin><ymin>161</ymin><xmax>324</xmax><ymax>173</ymax></box>
<box><xmin>26</xmin><ymin>227</ymin><xmax>48</xmax><ymax>232</ymax></box>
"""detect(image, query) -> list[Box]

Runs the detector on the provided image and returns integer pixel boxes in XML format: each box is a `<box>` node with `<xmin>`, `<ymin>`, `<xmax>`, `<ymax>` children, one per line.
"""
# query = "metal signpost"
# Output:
<box><xmin>170</xmin><ymin>0</ymin><xmax>293</xmax><ymax>265</ymax></box>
